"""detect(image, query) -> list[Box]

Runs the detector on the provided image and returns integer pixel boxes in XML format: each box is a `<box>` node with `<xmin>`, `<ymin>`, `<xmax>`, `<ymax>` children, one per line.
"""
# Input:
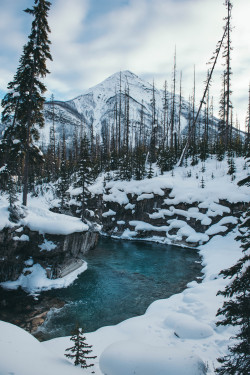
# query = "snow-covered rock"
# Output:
<box><xmin>99</xmin><ymin>340</ymin><xmax>207</xmax><ymax>375</ymax></box>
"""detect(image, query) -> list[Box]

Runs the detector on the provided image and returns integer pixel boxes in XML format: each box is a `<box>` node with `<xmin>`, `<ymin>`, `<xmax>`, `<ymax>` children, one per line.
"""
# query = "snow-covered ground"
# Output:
<box><xmin>0</xmin><ymin>229</ymin><xmax>244</xmax><ymax>374</ymax></box>
<box><xmin>0</xmin><ymin>155</ymin><xmax>249</xmax><ymax>374</ymax></box>
<box><xmin>90</xmin><ymin>156</ymin><xmax>249</xmax><ymax>247</ymax></box>
<box><xmin>0</xmin><ymin>193</ymin><xmax>89</xmax><ymax>294</ymax></box>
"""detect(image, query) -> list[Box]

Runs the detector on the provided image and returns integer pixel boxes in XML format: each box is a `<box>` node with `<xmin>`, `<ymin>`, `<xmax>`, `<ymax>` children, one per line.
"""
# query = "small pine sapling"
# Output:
<box><xmin>147</xmin><ymin>162</ymin><xmax>154</xmax><ymax>179</ymax></box>
<box><xmin>211</xmin><ymin>172</ymin><xmax>215</xmax><ymax>180</ymax></box>
<box><xmin>201</xmin><ymin>163</ymin><xmax>206</xmax><ymax>173</ymax></box>
<box><xmin>65</xmin><ymin>325</ymin><xmax>96</xmax><ymax>370</ymax></box>
<box><xmin>227</xmin><ymin>158</ymin><xmax>236</xmax><ymax>176</ymax></box>
<box><xmin>200</xmin><ymin>176</ymin><xmax>205</xmax><ymax>189</ymax></box>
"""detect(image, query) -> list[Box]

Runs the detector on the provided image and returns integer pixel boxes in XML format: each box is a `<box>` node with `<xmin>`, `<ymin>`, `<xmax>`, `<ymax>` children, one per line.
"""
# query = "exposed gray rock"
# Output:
<box><xmin>97</xmin><ymin>187</ymin><xmax>248</xmax><ymax>247</ymax></box>
<box><xmin>0</xmin><ymin>226</ymin><xmax>98</xmax><ymax>283</ymax></box>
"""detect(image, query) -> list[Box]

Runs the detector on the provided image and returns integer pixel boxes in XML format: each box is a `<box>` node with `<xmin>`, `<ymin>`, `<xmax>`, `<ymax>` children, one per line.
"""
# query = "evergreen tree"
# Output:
<box><xmin>227</xmin><ymin>156</ymin><xmax>236</xmax><ymax>177</ymax></box>
<box><xmin>133</xmin><ymin>145</ymin><xmax>146</xmax><ymax>180</ymax></box>
<box><xmin>6</xmin><ymin>166</ymin><xmax>18</xmax><ymax>209</ymax></box>
<box><xmin>245</xmin><ymin>83</ymin><xmax>250</xmax><ymax>150</ymax></box>
<box><xmin>216</xmin><ymin>158</ymin><xmax>250</xmax><ymax>374</ymax></box>
<box><xmin>65</xmin><ymin>325</ymin><xmax>96</xmax><ymax>369</ymax></box>
<box><xmin>157</xmin><ymin>147</ymin><xmax>176</xmax><ymax>172</ymax></box>
<box><xmin>57</xmin><ymin>128</ymin><xmax>69</xmax><ymax>210</ymax></box>
<box><xmin>1</xmin><ymin>0</ymin><xmax>52</xmax><ymax>206</ymax></box>
<box><xmin>149</xmin><ymin>80</ymin><xmax>157</xmax><ymax>163</ymax></box>
<box><xmin>147</xmin><ymin>162</ymin><xmax>154</xmax><ymax>179</ymax></box>
<box><xmin>200</xmin><ymin>176</ymin><xmax>205</xmax><ymax>188</ymax></box>
<box><xmin>162</xmin><ymin>80</ymin><xmax>169</xmax><ymax>147</ymax></box>
<box><xmin>216</xmin><ymin>139</ymin><xmax>225</xmax><ymax>161</ymax></box>
<box><xmin>77</xmin><ymin>133</ymin><xmax>93</xmax><ymax>221</ymax></box>
<box><xmin>223</xmin><ymin>0</ymin><xmax>233</xmax><ymax>148</ymax></box>
<box><xmin>169</xmin><ymin>48</ymin><xmax>177</xmax><ymax>151</ymax></box>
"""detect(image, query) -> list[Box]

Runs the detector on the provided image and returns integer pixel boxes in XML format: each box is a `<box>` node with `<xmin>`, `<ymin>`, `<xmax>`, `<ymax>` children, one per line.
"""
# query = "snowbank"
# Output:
<box><xmin>1</xmin><ymin>261</ymin><xmax>88</xmax><ymax>294</ymax></box>
<box><xmin>99</xmin><ymin>340</ymin><xmax>207</xmax><ymax>375</ymax></box>
<box><xmin>96</xmin><ymin>157</ymin><xmax>249</xmax><ymax>246</ymax></box>
<box><xmin>0</xmin><ymin>194</ymin><xmax>89</xmax><ymax>235</ymax></box>
<box><xmin>0</xmin><ymin>321</ymin><xmax>86</xmax><ymax>375</ymax></box>
<box><xmin>39</xmin><ymin>230</ymin><xmax>243</xmax><ymax>375</ymax></box>
<box><xmin>0</xmin><ymin>223</ymin><xmax>245</xmax><ymax>375</ymax></box>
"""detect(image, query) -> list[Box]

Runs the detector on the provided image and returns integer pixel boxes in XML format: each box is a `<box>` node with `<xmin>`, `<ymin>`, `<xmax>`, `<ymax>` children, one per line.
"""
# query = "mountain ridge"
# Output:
<box><xmin>42</xmin><ymin>70</ymin><xmax>192</xmax><ymax>145</ymax></box>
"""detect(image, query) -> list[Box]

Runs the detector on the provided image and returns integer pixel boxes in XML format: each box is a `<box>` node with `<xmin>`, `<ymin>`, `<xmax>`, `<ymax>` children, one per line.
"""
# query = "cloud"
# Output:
<box><xmin>0</xmin><ymin>0</ymin><xmax>249</xmax><ymax>127</ymax></box>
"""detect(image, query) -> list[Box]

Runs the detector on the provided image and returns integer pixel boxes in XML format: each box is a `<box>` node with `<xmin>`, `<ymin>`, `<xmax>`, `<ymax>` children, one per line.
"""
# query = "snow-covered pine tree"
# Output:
<box><xmin>133</xmin><ymin>145</ymin><xmax>146</xmax><ymax>180</ymax></box>
<box><xmin>65</xmin><ymin>325</ymin><xmax>96</xmax><ymax>369</ymax></box>
<box><xmin>1</xmin><ymin>0</ymin><xmax>52</xmax><ymax>206</ymax></box>
<box><xmin>227</xmin><ymin>155</ymin><xmax>236</xmax><ymax>177</ymax></box>
<box><xmin>58</xmin><ymin>128</ymin><xmax>69</xmax><ymax>210</ymax></box>
<box><xmin>147</xmin><ymin>162</ymin><xmax>154</xmax><ymax>179</ymax></box>
<box><xmin>200</xmin><ymin>176</ymin><xmax>205</xmax><ymax>188</ymax></box>
<box><xmin>216</xmin><ymin>154</ymin><xmax>250</xmax><ymax>374</ymax></box>
<box><xmin>223</xmin><ymin>0</ymin><xmax>233</xmax><ymax>149</ymax></box>
<box><xmin>77</xmin><ymin>133</ymin><xmax>93</xmax><ymax>221</ymax></box>
<box><xmin>149</xmin><ymin>80</ymin><xmax>157</xmax><ymax>163</ymax></box>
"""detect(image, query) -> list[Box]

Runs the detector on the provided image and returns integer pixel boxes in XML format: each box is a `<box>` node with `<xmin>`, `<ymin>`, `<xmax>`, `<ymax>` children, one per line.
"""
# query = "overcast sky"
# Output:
<box><xmin>0</xmin><ymin>0</ymin><xmax>249</xmax><ymax>129</ymax></box>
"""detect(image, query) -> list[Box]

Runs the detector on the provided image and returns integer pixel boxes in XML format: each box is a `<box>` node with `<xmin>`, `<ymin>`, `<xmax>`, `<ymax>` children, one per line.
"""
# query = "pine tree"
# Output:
<box><xmin>216</xmin><ymin>157</ymin><xmax>250</xmax><ymax>374</ymax></box>
<box><xmin>223</xmin><ymin>0</ymin><xmax>233</xmax><ymax>149</ymax></box>
<box><xmin>133</xmin><ymin>145</ymin><xmax>146</xmax><ymax>180</ymax></box>
<box><xmin>200</xmin><ymin>176</ymin><xmax>205</xmax><ymax>188</ymax></box>
<box><xmin>227</xmin><ymin>156</ymin><xmax>236</xmax><ymax>177</ymax></box>
<box><xmin>65</xmin><ymin>325</ymin><xmax>96</xmax><ymax>369</ymax></box>
<box><xmin>77</xmin><ymin>133</ymin><xmax>93</xmax><ymax>221</ymax></box>
<box><xmin>147</xmin><ymin>162</ymin><xmax>154</xmax><ymax>179</ymax></box>
<box><xmin>170</xmin><ymin>47</ymin><xmax>177</xmax><ymax>151</ymax></box>
<box><xmin>1</xmin><ymin>0</ymin><xmax>52</xmax><ymax>206</ymax></box>
<box><xmin>57</xmin><ymin>127</ymin><xmax>70</xmax><ymax>211</ymax></box>
<box><xmin>149</xmin><ymin>80</ymin><xmax>157</xmax><ymax>163</ymax></box>
<box><xmin>245</xmin><ymin>83</ymin><xmax>250</xmax><ymax>150</ymax></box>
<box><xmin>162</xmin><ymin>80</ymin><xmax>169</xmax><ymax>148</ymax></box>
<box><xmin>6</xmin><ymin>164</ymin><xmax>18</xmax><ymax>209</ymax></box>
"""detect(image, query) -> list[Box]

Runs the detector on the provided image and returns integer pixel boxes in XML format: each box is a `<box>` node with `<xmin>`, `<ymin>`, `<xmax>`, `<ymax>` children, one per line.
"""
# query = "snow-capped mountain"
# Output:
<box><xmin>41</xmin><ymin>70</ymin><xmax>199</xmax><ymax>146</ymax></box>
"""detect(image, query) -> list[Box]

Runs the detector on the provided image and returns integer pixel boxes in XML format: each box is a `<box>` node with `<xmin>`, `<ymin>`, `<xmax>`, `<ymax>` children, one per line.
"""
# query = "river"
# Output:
<box><xmin>37</xmin><ymin>237</ymin><xmax>202</xmax><ymax>340</ymax></box>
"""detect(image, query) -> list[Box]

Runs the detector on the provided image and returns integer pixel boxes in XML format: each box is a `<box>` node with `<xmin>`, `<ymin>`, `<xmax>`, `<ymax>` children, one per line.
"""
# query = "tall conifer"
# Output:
<box><xmin>216</xmin><ymin>156</ymin><xmax>250</xmax><ymax>374</ymax></box>
<box><xmin>1</xmin><ymin>0</ymin><xmax>52</xmax><ymax>206</ymax></box>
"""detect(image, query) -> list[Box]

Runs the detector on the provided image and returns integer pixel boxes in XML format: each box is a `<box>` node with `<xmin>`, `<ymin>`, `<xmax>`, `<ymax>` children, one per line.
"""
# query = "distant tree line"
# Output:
<box><xmin>0</xmin><ymin>0</ymin><xmax>249</xmax><ymax>212</ymax></box>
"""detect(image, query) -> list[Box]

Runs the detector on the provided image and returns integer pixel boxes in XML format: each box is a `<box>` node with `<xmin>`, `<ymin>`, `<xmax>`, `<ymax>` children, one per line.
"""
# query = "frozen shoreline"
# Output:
<box><xmin>0</xmin><ymin>228</ymin><xmax>244</xmax><ymax>374</ymax></box>
<box><xmin>42</xmin><ymin>229</ymin><xmax>242</xmax><ymax>375</ymax></box>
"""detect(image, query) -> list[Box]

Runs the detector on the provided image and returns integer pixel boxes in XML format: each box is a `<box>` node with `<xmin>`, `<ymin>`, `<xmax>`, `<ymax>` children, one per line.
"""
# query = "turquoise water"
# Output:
<box><xmin>40</xmin><ymin>238</ymin><xmax>202</xmax><ymax>340</ymax></box>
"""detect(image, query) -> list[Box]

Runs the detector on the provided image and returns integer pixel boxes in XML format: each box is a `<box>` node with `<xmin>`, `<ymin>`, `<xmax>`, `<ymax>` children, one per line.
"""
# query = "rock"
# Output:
<box><xmin>0</xmin><ymin>286</ymin><xmax>65</xmax><ymax>339</ymax></box>
<box><xmin>0</xmin><ymin>226</ymin><xmax>99</xmax><ymax>283</ymax></box>
<box><xmin>98</xmin><ymin>187</ymin><xmax>248</xmax><ymax>247</ymax></box>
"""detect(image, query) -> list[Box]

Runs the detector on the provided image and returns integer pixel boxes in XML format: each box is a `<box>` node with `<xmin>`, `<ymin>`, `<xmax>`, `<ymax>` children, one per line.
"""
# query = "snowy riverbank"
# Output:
<box><xmin>0</xmin><ymin>229</ymin><xmax>243</xmax><ymax>375</ymax></box>
<box><xmin>0</xmin><ymin>194</ymin><xmax>96</xmax><ymax>293</ymax></box>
